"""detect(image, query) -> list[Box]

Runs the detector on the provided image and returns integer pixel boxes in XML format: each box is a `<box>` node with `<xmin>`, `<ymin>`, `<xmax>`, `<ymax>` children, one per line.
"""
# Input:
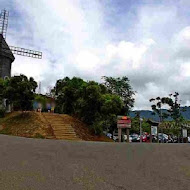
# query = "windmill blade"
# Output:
<box><xmin>0</xmin><ymin>10</ymin><xmax>9</xmax><ymax>39</ymax></box>
<box><xmin>9</xmin><ymin>46</ymin><xmax>42</xmax><ymax>59</ymax></box>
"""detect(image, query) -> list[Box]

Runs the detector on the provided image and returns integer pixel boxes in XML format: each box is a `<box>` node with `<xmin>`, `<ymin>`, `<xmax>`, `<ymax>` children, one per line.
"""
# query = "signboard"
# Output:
<box><xmin>117</xmin><ymin>116</ymin><xmax>131</xmax><ymax>129</ymax></box>
<box><xmin>182</xmin><ymin>129</ymin><xmax>187</xmax><ymax>138</ymax></box>
<box><xmin>151</xmin><ymin>126</ymin><xmax>157</xmax><ymax>136</ymax></box>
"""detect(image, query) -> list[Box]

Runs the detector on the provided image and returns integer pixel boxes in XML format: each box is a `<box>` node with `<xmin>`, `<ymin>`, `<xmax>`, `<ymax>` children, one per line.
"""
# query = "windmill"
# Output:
<box><xmin>0</xmin><ymin>9</ymin><xmax>42</xmax><ymax>79</ymax></box>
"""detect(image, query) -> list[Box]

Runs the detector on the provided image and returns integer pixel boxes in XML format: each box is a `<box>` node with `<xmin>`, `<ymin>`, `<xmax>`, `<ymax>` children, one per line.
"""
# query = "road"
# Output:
<box><xmin>0</xmin><ymin>135</ymin><xmax>190</xmax><ymax>190</ymax></box>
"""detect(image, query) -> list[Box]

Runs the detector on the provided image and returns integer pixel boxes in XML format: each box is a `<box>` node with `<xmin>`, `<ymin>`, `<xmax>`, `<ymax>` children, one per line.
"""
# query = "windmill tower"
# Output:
<box><xmin>0</xmin><ymin>9</ymin><xmax>42</xmax><ymax>79</ymax></box>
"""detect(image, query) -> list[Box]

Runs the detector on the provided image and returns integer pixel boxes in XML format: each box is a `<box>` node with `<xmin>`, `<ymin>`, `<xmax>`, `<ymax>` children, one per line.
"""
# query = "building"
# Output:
<box><xmin>0</xmin><ymin>34</ymin><xmax>15</xmax><ymax>112</ymax></box>
<box><xmin>0</xmin><ymin>34</ymin><xmax>15</xmax><ymax>79</ymax></box>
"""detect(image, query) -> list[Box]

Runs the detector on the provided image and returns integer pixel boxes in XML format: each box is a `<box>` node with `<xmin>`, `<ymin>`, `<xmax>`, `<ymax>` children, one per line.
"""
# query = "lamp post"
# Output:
<box><xmin>140</xmin><ymin>117</ymin><xmax>143</xmax><ymax>143</ymax></box>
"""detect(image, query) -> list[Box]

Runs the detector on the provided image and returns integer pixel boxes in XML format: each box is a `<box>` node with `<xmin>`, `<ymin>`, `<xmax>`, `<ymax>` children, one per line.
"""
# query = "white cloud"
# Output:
<box><xmin>75</xmin><ymin>50</ymin><xmax>100</xmax><ymax>72</ymax></box>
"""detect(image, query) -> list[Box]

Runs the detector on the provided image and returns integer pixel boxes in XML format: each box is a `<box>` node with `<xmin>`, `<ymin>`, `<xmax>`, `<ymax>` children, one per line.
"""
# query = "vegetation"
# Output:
<box><xmin>130</xmin><ymin>112</ymin><xmax>150</xmax><ymax>134</ymax></box>
<box><xmin>150</xmin><ymin>92</ymin><xmax>188</xmax><ymax>136</ymax></box>
<box><xmin>3</xmin><ymin>75</ymin><xmax>37</xmax><ymax>111</ymax></box>
<box><xmin>53</xmin><ymin>76</ymin><xmax>134</xmax><ymax>135</ymax></box>
<box><xmin>1</xmin><ymin>73</ymin><xmax>189</xmax><ymax>138</ymax></box>
<box><xmin>102</xmin><ymin>76</ymin><xmax>135</xmax><ymax>114</ymax></box>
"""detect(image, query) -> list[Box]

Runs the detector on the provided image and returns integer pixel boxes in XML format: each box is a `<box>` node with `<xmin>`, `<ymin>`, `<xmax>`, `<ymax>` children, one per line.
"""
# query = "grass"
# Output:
<box><xmin>0</xmin><ymin>112</ymin><xmax>48</xmax><ymax>138</ymax></box>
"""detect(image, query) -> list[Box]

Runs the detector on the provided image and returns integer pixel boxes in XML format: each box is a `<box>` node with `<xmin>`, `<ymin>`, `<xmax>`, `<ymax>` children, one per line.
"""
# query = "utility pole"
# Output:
<box><xmin>140</xmin><ymin>117</ymin><xmax>143</xmax><ymax>143</ymax></box>
<box><xmin>160</xmin><ymin>107</ymin><xmax>164</xmax><ymax>143</ymax></box>
<box><xmin>38</xmin><ymin>81</ymin><xmax>41</xmax><ymax>94</ymax></box>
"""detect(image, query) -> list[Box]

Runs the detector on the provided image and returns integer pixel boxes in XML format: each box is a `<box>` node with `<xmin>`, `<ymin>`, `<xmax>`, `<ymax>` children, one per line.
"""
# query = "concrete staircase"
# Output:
<box><xmin>42</xmin><ymin>113</ymin><xmax>81</xmax><ymax>141</ymax></box>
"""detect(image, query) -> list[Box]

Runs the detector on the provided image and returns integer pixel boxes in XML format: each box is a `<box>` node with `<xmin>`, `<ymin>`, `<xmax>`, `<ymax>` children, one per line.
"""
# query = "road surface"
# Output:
<box><xmin>0</xmin><ymin>134</ymin><xmax>190</xmax><ymax>190</ymax></box>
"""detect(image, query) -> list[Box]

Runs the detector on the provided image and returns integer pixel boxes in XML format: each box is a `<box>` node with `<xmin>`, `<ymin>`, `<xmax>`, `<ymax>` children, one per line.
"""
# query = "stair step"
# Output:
<box><xmin>54</xmin><ymin>134</ymin><xmax>77</xmax><ymax>137</ymax></box>
<box><xmin>56</xmin><ymin>137</ymin><xmax>80</xmax><ymax>140</ymax></box>
<box><xmin>52</xmin><ymin>124</ymin><xmax>72</xmax><ymax>126</ymax></box>
<box><xmin>54</xmin><ymin>133</ymin><xmax>76</xmax><ymax>136</ymax></box>
<box><xmin>52</xmin><ymin>127</ymin><xmax>74</xmax><ymax>130</ymax></box>
<box><xmin>53</xmin><ymin>130</ymin><xmax>75</xmax><ymax>132</ymax></box>
<box><xmin>42</xmin><ymin>113</ymin><xmax>81</xmax><ymax>141</ymax></box>
<box><xmin>52</xmin><ymin>128</ymin><xmax>75</xmax><ymax>131</ymax></box>
<box><xmin>54</xmin><ymin>134</ymin><xmax>77</xmax><ymax>136</ymax></box>
<box><xmin>51</xmin><ymin>123</ymin><xmax>71</xmax><ymax>127</ymax></box>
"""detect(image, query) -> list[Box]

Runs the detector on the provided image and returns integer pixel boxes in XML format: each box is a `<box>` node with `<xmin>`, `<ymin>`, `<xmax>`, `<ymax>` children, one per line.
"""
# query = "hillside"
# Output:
<box><xmin>0</xmin><ymin>112</ymin><xmax>52</xmax><ymax>138</ymax></box>
<box><xmin>129</xmin><ymin>107</ymin><xmax>190</xmax><ymax>121</ymax></box>
<box><xmin>0</xmin><ymin>112</ymin><xmax>113</xmax><ymax>142</ymax></box>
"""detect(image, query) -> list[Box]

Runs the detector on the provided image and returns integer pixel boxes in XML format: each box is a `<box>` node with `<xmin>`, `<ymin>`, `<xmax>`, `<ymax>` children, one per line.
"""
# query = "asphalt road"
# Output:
<box><xmin>0</xmin><ymin>135</ymin><xmax>190</xmax><ymax>190</ymax></box>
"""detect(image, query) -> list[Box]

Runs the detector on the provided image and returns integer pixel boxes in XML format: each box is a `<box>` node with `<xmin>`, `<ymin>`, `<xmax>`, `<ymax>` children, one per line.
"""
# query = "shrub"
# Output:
<box><xmin>0</xmin><ymin>107</ymin><xmax>6</xmax><ymax>118</ymax></box>
<box><xmin>91</xmin><ymin>120</ymin><xmax>103</xmax><ymax>135</ymax></box>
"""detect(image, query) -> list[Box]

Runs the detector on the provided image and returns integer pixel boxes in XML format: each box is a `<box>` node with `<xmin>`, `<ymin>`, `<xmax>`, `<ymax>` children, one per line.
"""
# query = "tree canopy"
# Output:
<box><xmin>53</xmin><ymin>76</ymin><xmax>134</xmax><ymax>134</ymax></box>
<box><xmin>3</xmin><ymin>75</ymin><xmax>37</xmax><ymax>111</ymax></box>
<box><xmin>102</xmin><ymin>76</ymin><xmax>135</xmax><ymax>114</ymax></box>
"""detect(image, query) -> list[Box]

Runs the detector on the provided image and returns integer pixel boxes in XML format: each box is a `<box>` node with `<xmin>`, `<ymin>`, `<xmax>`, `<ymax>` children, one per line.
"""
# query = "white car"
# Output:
<box><xmin>123</xmin><ymin>135</ymin><xmax>132</xmax><ymax>142</ymax></box>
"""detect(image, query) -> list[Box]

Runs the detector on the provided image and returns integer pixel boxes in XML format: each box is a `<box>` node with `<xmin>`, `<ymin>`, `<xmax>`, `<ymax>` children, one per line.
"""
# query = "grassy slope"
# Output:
<box><xmin>0</xmin><ymin>112</ymin><xmax>52</xmax><ymax>138</ymax></box>
<box><xmin>0</xmin><ymin>112</ymin><xmax>113</xmax><ymax>142</ymax></box>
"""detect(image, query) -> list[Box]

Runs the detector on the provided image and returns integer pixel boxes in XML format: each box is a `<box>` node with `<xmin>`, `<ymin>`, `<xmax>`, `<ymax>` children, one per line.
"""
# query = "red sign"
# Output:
<box><xmin>117</xmin><ymin>116</ymin><xmax>131</xmax><ymax>128</ymax></box>
<box><xmin>117</xmin><ymin>120</ymin><xmax>131</xmax><ymax>124</ymax></box>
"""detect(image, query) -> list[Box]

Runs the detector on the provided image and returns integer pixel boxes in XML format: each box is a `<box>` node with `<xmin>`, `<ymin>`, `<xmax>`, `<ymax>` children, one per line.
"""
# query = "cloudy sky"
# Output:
<box><xmin>1</xmin><ymin>0</ymin><xmax>190</xmax><ymax>110</ymax></box>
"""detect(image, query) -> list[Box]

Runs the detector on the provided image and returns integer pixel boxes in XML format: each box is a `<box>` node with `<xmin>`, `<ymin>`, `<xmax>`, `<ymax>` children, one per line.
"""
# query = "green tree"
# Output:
<box><xmin>78</xmin><ymin>81</ymin><xmax>103</xmax><ymax>124</ymax></box>
<box><xmin>54</xmin><ymin>77</ymin><xmax>87</xmax><ymax>114</ymax></box>
<box><xmin>163</xmin><ymin>92</ymin><xmax>185</xmax><ymax>136</ymax></box>
<box><xmin>100</xmin><ymin>93</ymin><xmax>123</xmax><ymax>131</ymax></box>
<box><xmin>149</xmin><ymin>97</ymin><xmax>169</xmax><ymax>122</ymax></box>
<box><xmin>102</xmin><ymin>76</ymin><xmax>135</xmax><ymax>114</ymax></box>
<box><xmin>131</xmin><ymin>111</ymin><xmax>140</xmax><ymax>134</ymax></box>
<box><xmin>54</xmin><ymin>77</ymin><xmax>125</xmax><ymax>135</ymax></box>
<box><xmin>131</xmin><ymin>112</ymin><xmax>150</xmax><ymax>134</ymax></box>
<box><xmin>4</xmin><ymin>75</ymin><xmax>37</xmax><ymax>111</ymax></box>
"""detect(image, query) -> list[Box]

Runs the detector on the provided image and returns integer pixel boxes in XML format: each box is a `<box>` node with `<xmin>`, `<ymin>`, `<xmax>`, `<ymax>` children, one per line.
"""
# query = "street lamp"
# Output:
<box><xmin>140</xmin><ymin>117</ymin><xmax>143</xmax><ymax>143</ymax></box>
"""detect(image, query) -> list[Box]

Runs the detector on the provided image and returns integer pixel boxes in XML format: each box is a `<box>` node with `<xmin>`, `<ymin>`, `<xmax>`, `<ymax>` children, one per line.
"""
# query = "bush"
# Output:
<box><xmin>0</xmin><ymin>107</ymin><xmax>6</xmax><ymax>118</ymax></box>
<box><xmin>91</xmin><ymin>120</ymin><xmax>103</xmax><ymax>135</ymax></box>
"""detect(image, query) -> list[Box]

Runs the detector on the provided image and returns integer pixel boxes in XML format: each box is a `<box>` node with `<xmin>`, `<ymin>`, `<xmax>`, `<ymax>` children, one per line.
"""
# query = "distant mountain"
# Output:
<box><xmin>129</xmin><ymin>107</ymin><xmax>190</xmax><ymax>121</ymax></box>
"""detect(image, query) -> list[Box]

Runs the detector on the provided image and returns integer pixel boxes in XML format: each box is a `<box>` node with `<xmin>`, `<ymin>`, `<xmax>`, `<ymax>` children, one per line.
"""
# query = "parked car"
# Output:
<box><xmin>167</xmin><ymin>135</ymin><xmax>174</xmax><ymax>143</ymax></box>
<box><xmin>141</xmin><ymin>132</ymin><xmax>150</xmax><ymax>142</ymax></box>
<box><xmin>123</xmin><ymin>135</ymin><xmax>132</xmax><ymax>142</ymax></box>
<box><xmin>171</xmin><ymin>135</ymin><xmax>178</xmax><ymax>143</ymax></box>
<box><xmin>113</xmin><ymin>134</ymin><xmax>130</xmax><ymax>142</ymax></box>
<box><xmin>152</xmin><ymin>135</ymin><xmax>157</xmax><ymax>143</ymax></box>
<box><xmin>131</xmin><ymin>134</ymin><xmax>140</xmax><ymax>142</ymax></box>
<box><xmin>113</xmin><ymin>135</ymin><xmax>118</xmax><ymax>141</ymax></box>
<box><xmin>113</xmin><ymin>133</ymin><xmax>125</xmax><ymax>142</ymax></box>
<box><xmin>158</xmin><ymin>133</ymin><xmax>168</xmax><ymax>143</ymax></box>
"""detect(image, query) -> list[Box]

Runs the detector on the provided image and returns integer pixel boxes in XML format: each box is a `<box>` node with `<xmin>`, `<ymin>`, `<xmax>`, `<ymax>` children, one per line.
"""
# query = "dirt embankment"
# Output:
<box><xmin>59</xmin><ymin>114</ymin><xmax>113</xmax><ymax>142</ymax></box>
<box><xmin>0</xmin><ymin>112</ymin><xmax>113</xmax><ymax>142</ymax></box>
<box><xmin>0</xmin><ymin>112</ymin><xmax>53</xmax><ymax>138</ymax></box>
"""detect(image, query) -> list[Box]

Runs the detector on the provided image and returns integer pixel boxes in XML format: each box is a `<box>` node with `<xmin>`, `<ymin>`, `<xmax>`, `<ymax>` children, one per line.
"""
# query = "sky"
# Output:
<box><xmin>1</xmin><ymin>0</ymin><xmax>190</xmax><ymax>110</ymax></box>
